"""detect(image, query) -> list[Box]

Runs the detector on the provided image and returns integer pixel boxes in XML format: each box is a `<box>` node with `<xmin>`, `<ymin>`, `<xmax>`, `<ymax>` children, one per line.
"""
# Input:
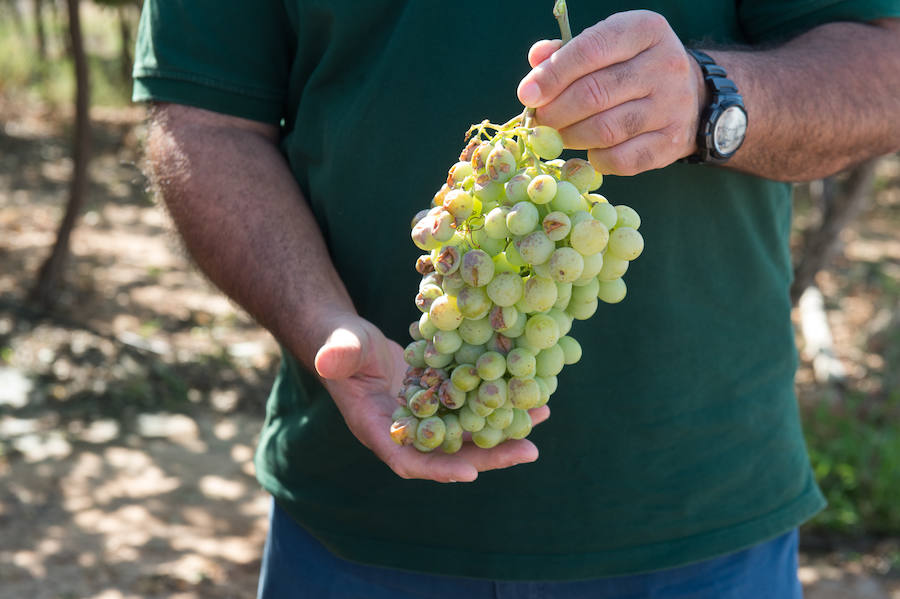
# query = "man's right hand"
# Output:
<box><xmin>315</xmin><ymin>315</ymin><xmax>550</xmax><ymax>483</ymax></box>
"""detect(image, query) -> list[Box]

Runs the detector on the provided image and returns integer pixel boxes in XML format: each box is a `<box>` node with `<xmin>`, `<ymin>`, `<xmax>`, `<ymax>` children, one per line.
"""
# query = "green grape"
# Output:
<box><xmin>411</xmin><ymin>216</ymin><xmax>440</xmax><ymax>251</ymax></box>
<box><xmin>615</xmin><ymin>205</ymin><xmax>641</xmax><ymax>230</ymax></box>
<box><xmin>411</xmin><ymin>208</ymin><xmax>430</xmax><ymax>229</ymax></box>
<box><xmin>502</xmin><ymin>310</ymin><xmax>527</xmax><ymax>338</ymax></box>
<box><xmin>486</xmin><ymin>272</ymin><xmax>525</xmax><ymax>307</ymax></box>
<box><xmin>412</xmin><ymin>440</ymin><xmax>435</xmax><ymax>453</ymax></box>
<box><xmin>432</xmin><ymin>328</ymin><xmax>463</xmax><ymax>355</ymax></box>
<box><xmin>415</xmin><ymin>283</ymin><xmax>442</xmax><ymax>313</ymax></box>
<box><xmin>420</xmin><ymin>366</ymin><xmax>448</xmax><ymax>387</ymax></box>
<box><xmin>569</xmin><ymin>210</ymin><xmax>593</xmax><ymax>227</ymax></box>
<box><xmin>408</xmin><ymin>387</ymin><xmax>439</xmax><ymax>418</ymax></box>
<box><xmin>506</xmin><ymin>201</ymin><xmax>540</xmax><ymax>236</ymax></box>
<box><xmin>534</xmin><ymin>377</ymin><xmax>550</xmax><ymax>408</ymax></box>
<box><xmin>508</xmin><ymin>376</ymin><xmax>540</xmax><ymax>410</ymax></box>
<box><xmin>515</xmin><ymin>334</ymin><xmax>541</xmax><ymax>355</ymax></box>
<box><xmin>570</xmin><ymin>278</ymin><xmax>600</xmax><ymax>303</ymax></box>
<box><xmin>540</xmin><ymin>374</ymin><xmax>559</xmax><ymax>395</ymax></box>
<box><xmin>429</xmin><ymin>294</ymin><xmax>464</xmax><ymax>331</ymax></box>
<box><xmin>392</xmin><ymin>405</ymin><xmax>413</xmax><ymax>421</ymax></box>
<box><xmin>450</xmin><ymin>363</ymin><xmax>481</xmax><ymax>392</ymax></box>
<box><xmin>484</xmin><ymin>206</ymin><xmax>511</xmax><ymax>239</ymax></box>
<box><xmin>524</xmin><ymin>313</ymin><xmax>560</xmax><ymax>350</ymax></box>
<box><xmin>590</xmin><ymin>201</ymin><xmax>618</xmax><ymax>230</ymax></box>
<box><xmin>456</xmin><ymin>285</ymin><xmax>493</xmax><ymax>320</ymax></box>
<box><xmin>548</xmin><ymin>247</ymin><xmax>585</xmax><ymax>283</ymax></box>
<box><xmin>473</xmin><ymin>173</ymin><xmax>504</xmax><ymax>204</ymax></box>
<box><xmin>486</xmin><ymin>406</ymin><xmax>514</xmax><ymax>430</ymax></box>
<box><xmin>550</xmin><ymin>181</ymin><xmax>589</xmax><ymax>213</ymax></box>
<box><xmin>438</xmin><ymin>379</ymin><xmax>467</xmax><ymax>409</ymax></box>
<box><xmin>561</xmin><ymin>158</ymin><xmax>596</xmax><ymax>193</ymax></box>
<box><xmin>493</xmin><ymin>252</ymin><xmax>518</xmax><ymax>275</ymax></box>
<box><xmin>527</xmin><ymin>174</ymin><xmax>557</xmax><ymax>204</ymax></box>
<box><xmin>546</xmin><ymin>308</ymin><xmax>573</xmax><ymax>337</ymax></box>
<box><xmin>433</xmin><ymin>245</ymin><xmax>461</xmax><ymax>276</ymax></box>
<box><xmin>486</xmin><ymin>146</ymin><xmax>517</xmax><ymax>183</ymax></box>
<box><xmin>607</xmin><ymin>226</ymin><xmax>644</xmax><ymax>261</ymax></box>
<box><xmin>597</xmin><ymin>278</ymin><xmax>627</xmax><ymax>304</ymax></box>
<box><xmin>458</xmin><ymin>315</ymin><xmax>494</xmax><ymax>345</ymax></box>
<box><xmin>515</xmin><ymin>231</ymin><xmax>555</xmax><ymax>265</ymax></box>
<box><xmin>447</xmin><ymin>161</ymin><xmax>474</xmax><ymax>188</ymax></box>
<box><xmin>504</xmin><ymin>241</ymin><xmax>527</xmax><ymax>267</ymax></box>
<box><xmin>570</xmin><ymin>219</ymin><xmax>610</xmax><ymax>256</ymax></box>
<box><xmin>441</xmin><ymin>435</ymin><xmax>463</xmax><ymax>454</ymax></box>
<box><xmin>486</xmin><ymin>331</ymin><xmax>515</xmax><ymax>355</ymax></box>
<box><xmin>416</xmin><ymin>416</ymin><xmax>447</xmax><ymax>450</ymax></box>
<box><xmin>418</xmin><ymin>312</ymin><xmax>437</xmax><ymax>340</ymax></box>
<box><xmin>423</xmin><ymin>341</ymin><xmax>454</xmax><ymax>368</ymax></box>
<box><xmin>454</xmin><ymin>342</ymin><xmax>485</xmax><ymax>365</ymax></box>
<box><xmin>416</xmin><ymin>254</ymin><xmax>435</xmax><ymax>275</ymax></box>
<box><xmin>390</xmin><ymin>415</ymin><xmax>419</xmax><ymax>445</ymax></box>
<box><xmin>477</xmin><ymin>378</ymin><xmax>508</xmax><ymax>409</ymax></box>
<box><xmin>403</xmin><ymin>339</ymin><xmax>427</xmax><ymax>368</ymax></box>
<box><xmin>504</xmin><ymin>408</ymin><xmax>533</xmax><ymax>440</ymax></box>
<box><xmin>523</xmin><ymin>275</ymin><xmax>558</xmax><ymax>313</ymax></box>
<box><xmin>576</xmin><ymin>251</ymin><xmax>605</xmax><ymax>282</ymax></box>
<box><xmin>505</xmin><ymin>173</ymin><xmax>532</xmax><ymax>204</ymax></box>
<box><xmin>460</xmin><ymin>249</ymin><xmax>495</xmax><ymax>287</ymax></box>
<box><xmin>472</xmin><ymin>425</ymin><xmax>506</xmax><ymax>449</ymax></box>
<box><xmin>489</xmin><ymin>305</ymin><xmax>519</xmax><ymax>332</ymax></box>
<box><xmin>458</xmin><ymin>403</ymin><xmax>486</xmax><ymax>432</ymax></box>
<box><xmin>566</xmin><ymin>296</ymin><xmax>599</xmax><ymax>320</ymax></box>
<box><xmin>597</xmin><ymin>255</ymin><xmax>629</xmax><ymax>281</ymax></box>
<box><xmin>470</xmin><ymin>141</ymin><xmax>492</xmax><ymax>171</ymax></box>
<box><xmin>506</xmin><ymin>347</ymin><xmax>537</xmax><ymax>377</ymax></box>
<box><xmin>476</xmin><ymin>351</ymin><xmax>506</xmax><ymax>381</ymax></box>
<box><xmin>469</xmin><ymin>391</ymin><xmax>495</xmax><ymax>417</ymax></box>
<box><xmin>558</xmin><ymin>335</ymin><xmax>583</xmax><ymax>365</ymax></box>
<box><xmin>526</xmin><ymin>125</ymin><xmax>564</xmax><ymax>160</ymax></box>
<box><xmin>535</xmin><ymin>344</ymin><xmax>565</xmax><ymax>377</ymax></box>
<box><xmin>441</xmin><ymin>270</ymin><xmax>466</xmax><ymax>295</ymax></box>
<box><xmin>403</xmin><ymin>385</ymin><xmax>424</xmax><ymax>403</ymax></box>
<box><xmin>542</xmin><ymin>211</ymin><xmax>572</xmax><ymax>242</ymax></box>
<box><xmin>588</xmin><ymin>169</ymin><xmax>604</xmax><ymax>191</ymax></box>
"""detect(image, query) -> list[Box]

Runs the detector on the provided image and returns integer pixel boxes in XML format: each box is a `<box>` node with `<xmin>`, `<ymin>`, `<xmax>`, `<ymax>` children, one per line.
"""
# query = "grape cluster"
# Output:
<box><xmin>390</xmin><ymin>118</ymin><xmax>643</xmax><ymax>453</ymax></box>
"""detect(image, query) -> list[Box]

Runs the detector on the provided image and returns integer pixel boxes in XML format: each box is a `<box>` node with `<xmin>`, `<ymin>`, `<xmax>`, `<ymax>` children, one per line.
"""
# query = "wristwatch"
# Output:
<box><xmin>682</xmin><ymin>49</ymin><xmax>748</xmax><ymax>165</ymax></box>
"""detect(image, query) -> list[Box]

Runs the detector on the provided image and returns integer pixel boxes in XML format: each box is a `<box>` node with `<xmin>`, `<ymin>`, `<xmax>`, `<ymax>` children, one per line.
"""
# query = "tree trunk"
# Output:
<box><xmin>790</xmin><ymin>158</ymin><xmax>880</xmax><ymax>305</ymax></box>
<box><xmin>33</xmin><ymin>0</ymin><xmax>47</xmax><ymax>60</ymax></box>
<box><xmin>28</xmin><ymin>0</ymin><xmax>92</xmax><ymax>311</ymax></box>
<box><xmin>118</xmin><ymin>5</ymin><xmax>132</xmax><ymax>84</ymax></box>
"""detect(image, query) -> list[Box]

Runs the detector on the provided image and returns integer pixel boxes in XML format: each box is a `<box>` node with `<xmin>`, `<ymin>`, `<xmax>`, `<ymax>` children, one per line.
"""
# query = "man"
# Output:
<box><xmin>134</xmin><ymin>1</ymin><xmax>900</xmax><ymax>596</ymax></box>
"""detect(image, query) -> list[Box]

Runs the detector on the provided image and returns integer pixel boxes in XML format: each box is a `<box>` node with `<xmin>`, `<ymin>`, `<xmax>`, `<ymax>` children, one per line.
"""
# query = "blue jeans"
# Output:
<box><xmin>258</xmin><ymin>498</ymin><xmax>803</xmax><ymax>598</ymax></box>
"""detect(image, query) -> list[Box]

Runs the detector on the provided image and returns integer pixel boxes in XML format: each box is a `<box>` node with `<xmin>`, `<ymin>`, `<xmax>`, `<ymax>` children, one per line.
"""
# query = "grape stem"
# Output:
<box><xmin>523</xmin><ymin>0</ymin><xmax>573</xmax><ymax>128</ymax></box>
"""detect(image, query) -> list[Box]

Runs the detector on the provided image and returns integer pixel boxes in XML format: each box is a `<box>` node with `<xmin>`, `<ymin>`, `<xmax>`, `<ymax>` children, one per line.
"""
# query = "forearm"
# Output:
<box><xmin>145</xmin><ymin>103</ymin><xmax>354</xmax><ymax>371</ymax></box>
<box><xmin>709</xmin><ymin>19</ymin><xmax>900</xmax><ymax>181</ymax></box>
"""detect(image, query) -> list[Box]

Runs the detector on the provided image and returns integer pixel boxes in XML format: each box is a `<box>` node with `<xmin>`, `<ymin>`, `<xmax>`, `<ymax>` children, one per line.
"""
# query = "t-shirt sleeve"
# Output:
<box><xmin>132</xmin><ymin>1</ymin><xmax>291</xmax><ymax>125</ymax></box>
<box><xmin>738</xmin><ymin>0</ymin><xmax>900</xmax><ymax>43</ymax></box>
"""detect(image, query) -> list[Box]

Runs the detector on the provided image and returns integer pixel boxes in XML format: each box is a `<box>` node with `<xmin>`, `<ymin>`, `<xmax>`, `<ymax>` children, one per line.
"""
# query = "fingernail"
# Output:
<box><xmin>519</xmin><ymin>80</ymin><xmax>541</xmax><ymax>106</ymax></box>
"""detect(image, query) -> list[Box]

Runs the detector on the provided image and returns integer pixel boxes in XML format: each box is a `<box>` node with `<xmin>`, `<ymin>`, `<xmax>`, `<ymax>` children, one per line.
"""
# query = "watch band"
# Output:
<box><xmin>681</xmin><ymin>49</ymin><xmax>747</xmax><ymax>165</ymax></box>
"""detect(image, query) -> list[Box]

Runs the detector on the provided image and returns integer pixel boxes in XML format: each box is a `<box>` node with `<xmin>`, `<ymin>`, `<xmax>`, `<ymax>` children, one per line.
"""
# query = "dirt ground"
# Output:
<box><xmin>1</xmin><ymin>97</ymin><xmax>899</xmax><ymax>598</ymax></box>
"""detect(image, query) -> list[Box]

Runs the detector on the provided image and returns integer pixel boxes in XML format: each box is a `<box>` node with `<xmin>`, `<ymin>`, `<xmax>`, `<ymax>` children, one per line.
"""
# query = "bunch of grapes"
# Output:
<box><xmin>390</xmin><ymin>117</ymin><xmax>643</xmax><ymax>454</ymax></box>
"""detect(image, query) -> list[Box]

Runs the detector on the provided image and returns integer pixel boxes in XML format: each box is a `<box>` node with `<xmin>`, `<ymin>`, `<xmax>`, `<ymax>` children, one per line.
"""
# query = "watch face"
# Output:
<box><xmin>713</xmin><ymin>105</ymin><xmax>747</xmax><ymax>156</ymax></box>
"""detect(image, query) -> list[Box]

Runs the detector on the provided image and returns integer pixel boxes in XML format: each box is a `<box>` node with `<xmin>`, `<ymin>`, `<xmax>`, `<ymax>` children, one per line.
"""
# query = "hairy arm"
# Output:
<box><xmin>518</xmin><ymin>13</ymin><xmax>900</xmax><ymax>181</ymax></box>
<box><xmin>145</xmin><ymin>103</ymin><xmax>544</xmax><ymax>482</ymax></box>
<box><xmin>714</xmin><ymin>19</ymin><xmax>900</xmax><ymax>180</ymax></box>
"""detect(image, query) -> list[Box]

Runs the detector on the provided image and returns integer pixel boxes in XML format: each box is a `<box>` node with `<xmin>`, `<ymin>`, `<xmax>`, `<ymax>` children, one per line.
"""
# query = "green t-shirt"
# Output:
<box><xmin>134</xmin><ymin>0</ymin><xmax>900</xmax><ymax>580</ymax></box>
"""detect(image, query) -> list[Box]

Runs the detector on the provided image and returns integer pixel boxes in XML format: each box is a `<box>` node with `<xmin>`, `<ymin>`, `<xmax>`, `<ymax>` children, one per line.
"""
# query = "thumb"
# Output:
<box><xmin>314</xmin><ymin>323</ymin><xmax>370</xmax><ymax>380</ymax></box>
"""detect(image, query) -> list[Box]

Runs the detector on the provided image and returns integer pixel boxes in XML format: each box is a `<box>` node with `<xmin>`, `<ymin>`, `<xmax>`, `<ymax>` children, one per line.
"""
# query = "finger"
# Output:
<box><xmin>529</xmin><ymin>405</ymin><xmax>551</xmax><ymax>427</ymax></box>
<box><xmin>454</xmin><ymin>439</ymin><xmax>539</xmax><ymax>473</ymax></box>
<box><xmin>314</xmin><ymin>325</ymin><xmax>368</xmax><ymax>380</ymax></box>
<box><xmin>587</xmin><ymin>127</ymin><xmax>685</xmax><ymax>176</ymax></box>
<box><xmin>528</xmin><ymin>39</ymin><xmax>562</xmax><ymax>68</ymax></box>
<box><xmin>518</xmin><ymin>10</ymin><xmax>667</xmax><ymax>107</ymax></box>
<box><xmin>534</xmin><ymin>57</ymin><xmax>649</xmax><ymax>131</ymax></box>
<box><xmin>558</xmin><ymin>98</ymin><xmax>666</xmax><ymax>150</ymax></box>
